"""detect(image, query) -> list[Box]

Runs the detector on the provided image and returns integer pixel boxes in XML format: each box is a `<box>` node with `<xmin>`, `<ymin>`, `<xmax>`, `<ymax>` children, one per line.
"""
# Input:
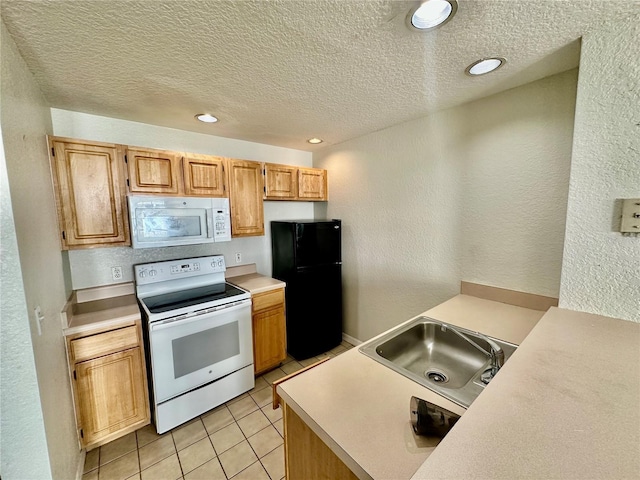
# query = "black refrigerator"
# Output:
<box><xmin>271</xmin><ymin>220</ymin><xmax>343</xmax><ymax>360</ymax></box>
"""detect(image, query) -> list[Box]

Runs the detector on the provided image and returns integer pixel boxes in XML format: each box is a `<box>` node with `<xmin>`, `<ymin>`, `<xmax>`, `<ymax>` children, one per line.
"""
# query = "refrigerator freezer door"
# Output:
<box><xmin>294</xmin><ymin>221</ymin><xmax>341</xmax><ymax>267</ymax></box>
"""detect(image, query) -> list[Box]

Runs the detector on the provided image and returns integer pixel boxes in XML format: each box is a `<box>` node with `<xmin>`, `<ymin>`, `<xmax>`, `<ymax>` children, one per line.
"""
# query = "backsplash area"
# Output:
<box><xmin>67</xmin><ymin>202</ymin><xmax>313</xmax><ymax>290</ymax></box>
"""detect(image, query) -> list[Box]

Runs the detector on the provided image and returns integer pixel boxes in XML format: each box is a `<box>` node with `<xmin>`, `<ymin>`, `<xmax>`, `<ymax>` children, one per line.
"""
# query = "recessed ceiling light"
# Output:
<box><xmin>407</xmin><ymin>0</ymin><xmax>458</xmax><ymax>31</ymax></box>
<box><xmin>307</xmin><ymin>138</ymin><xmax>323</xmax><ymax>144</ymax></box>
<box><xmin>195</xmin><ymin>113</ymin><xmax>218</xmax><ymax>123</ymax></box>
<box><xmin>465</xmin><ymin>58</ymin><xmax>506</xmax><ymax>76</ymax></box>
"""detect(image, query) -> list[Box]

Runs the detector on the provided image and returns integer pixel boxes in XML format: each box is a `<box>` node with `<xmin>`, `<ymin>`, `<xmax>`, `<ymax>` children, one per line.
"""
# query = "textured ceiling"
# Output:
<box><xmin>1</xmin><ymin>0</ymin><xmax>638</xmax><ymax>151</ymax></box>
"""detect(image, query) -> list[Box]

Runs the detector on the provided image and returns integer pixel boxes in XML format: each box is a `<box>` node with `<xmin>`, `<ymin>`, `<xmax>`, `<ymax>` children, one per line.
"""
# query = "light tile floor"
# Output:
<box><xmin>83</xmin><ymin>341</ymin><xmax>354</xmax><ymax>480</ymax></box>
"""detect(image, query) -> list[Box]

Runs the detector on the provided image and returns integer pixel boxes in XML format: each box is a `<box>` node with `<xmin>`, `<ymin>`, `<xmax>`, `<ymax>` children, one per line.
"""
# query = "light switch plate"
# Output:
<box><xmin>620</xmin><ymin>198</ymin><xmax>640</xmax><ymax>233</ymax></box>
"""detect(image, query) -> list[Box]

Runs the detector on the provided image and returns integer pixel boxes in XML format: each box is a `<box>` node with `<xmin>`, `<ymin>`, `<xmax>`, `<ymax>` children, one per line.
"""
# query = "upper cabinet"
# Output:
<box><xmin>48</xmin><ymin>136</ymin><xmax>130</xmax><ymax>249</ymax></box>
<box><xmin>47</xmin><ymin>135</ymin><xmax>328</xmax><ymax>249</ymax></box>
<box><xmin>298</xmin><ymin>167</ymin><xmax>328</xmax><ymax>201</ymax></box>
<box><xmin>264</xmin><ymin>163</ymin><xmax>298</xmax><ymax>200</ymax></box>
<box><xmin>126</xmin><ymin>147</ymin><xmax>227</xmax><ymax>197</ymax></box>
<box><xmin>126</xmin><ymin>147</ymin><xmax>183</xmax><ymax>195</ymax></box>
<box><xmin>183</xmin><ymin>154</ymin><xmax>227</xmax><ymax>197</ymax></box>
<box><xmin>227</xmin><ymin>159</ymin><xmax>265</xmax><ymax>237</ymax></box>
<box><xmin>264</xmin><ymin>164</ymin><xmax>328</xmax><ymax>201</ymax></box>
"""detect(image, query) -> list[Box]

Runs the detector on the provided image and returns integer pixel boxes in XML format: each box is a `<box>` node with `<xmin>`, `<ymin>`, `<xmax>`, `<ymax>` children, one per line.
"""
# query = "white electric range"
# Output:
<box><xmin>135</xmin><ymin>255</ymin><xmax>254</xmax><ymax>433</ymax></box>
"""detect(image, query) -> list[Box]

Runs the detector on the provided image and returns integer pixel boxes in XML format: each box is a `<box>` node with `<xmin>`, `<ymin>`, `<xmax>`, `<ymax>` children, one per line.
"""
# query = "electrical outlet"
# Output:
<box><xmin>235</xmin><ymin>253</ymin><xmax>242</xmax><ymax>264</ymax></box>
<box><xmin>111</xmin><ymin>266</ymin><xmax>123</xmax><ymax>281</ymax></box>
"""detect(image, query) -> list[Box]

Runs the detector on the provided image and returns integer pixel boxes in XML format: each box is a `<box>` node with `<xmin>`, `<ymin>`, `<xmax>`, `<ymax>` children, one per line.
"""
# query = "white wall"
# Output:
<box><xmin>315</xmin><ymin>70</ymin><xmax>577</xmax><ymax>342</ymax></box>
<box><xmin>0</xmin><ymin>21</ymin><xmax>79</xmax><ymax>480</ymax></box>
<box><xmin>51</xmin><ymin>110</ymin><xmax>314</xmax><ymax>289</ymax></box>
<box><xmin>560</xmin><ymin>14</ymin><xmax>640</xmax><ymax>322</ymax></box>
<box><xmin>459</xmin><ymin>73</ymin><xmax>575</xmax><ymax>294</ymax></box>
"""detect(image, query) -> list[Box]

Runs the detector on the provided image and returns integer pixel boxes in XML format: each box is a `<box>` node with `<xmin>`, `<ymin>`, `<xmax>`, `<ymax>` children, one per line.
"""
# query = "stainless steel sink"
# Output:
<box><xmin>359</xmin><ymin>316</ymin><xmax>517</xmax><ymax>408</ymax></box>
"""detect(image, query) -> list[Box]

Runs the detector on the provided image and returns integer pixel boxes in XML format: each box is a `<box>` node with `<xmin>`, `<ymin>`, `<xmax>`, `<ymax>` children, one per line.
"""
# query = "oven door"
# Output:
<box><xmin>148</xmin><ymin>300</ymin><xmax>253</xmax><ymax>403</ymax></box>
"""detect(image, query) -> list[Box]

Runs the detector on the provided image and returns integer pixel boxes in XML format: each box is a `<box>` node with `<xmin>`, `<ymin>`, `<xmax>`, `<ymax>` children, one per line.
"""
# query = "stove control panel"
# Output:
<box><xmin>135</xmin><ymin>255</ymin><xmax>226</xmax><ymax>285</ymax></box>
<box><xmin>170</xmin><ymin>262</ymin><xmax>201</xmax><ymax>274</ymax></box>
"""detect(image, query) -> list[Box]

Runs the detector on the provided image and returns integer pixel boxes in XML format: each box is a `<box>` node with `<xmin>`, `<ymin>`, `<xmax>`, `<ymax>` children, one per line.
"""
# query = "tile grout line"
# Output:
<box><xmin>230</xmin><ymin>394</ymin><xmax>271</xmax><ymax>480</ymax></box>
<box><xmin>135</xmin><ymin>429</ymin><xmax>141</xmax><ymax>479</ymax></box>
<box><xmin>200</xmin><ymin>416</ymin><xmax>227</xmax><ymax>480</ymax></box>
<box><xmin>170</xmin><ymin>428</ymin><xmax>184</xmax><ymax>480</ymax></box>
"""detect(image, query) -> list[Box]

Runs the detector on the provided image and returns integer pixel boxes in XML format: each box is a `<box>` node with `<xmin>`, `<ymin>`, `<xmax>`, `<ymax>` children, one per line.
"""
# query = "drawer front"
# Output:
<box><xmin>71</xmin><ymin>326</ymin><xmax>139</xmax><ymax>363</ymax></box>
<box><xmin>252</xmin><ymin>288</ymin><xmax>285</xmax><ymax>312</ymax></box>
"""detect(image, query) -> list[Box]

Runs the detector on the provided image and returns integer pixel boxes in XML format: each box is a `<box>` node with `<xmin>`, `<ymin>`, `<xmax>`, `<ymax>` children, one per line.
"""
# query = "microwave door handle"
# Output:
<box><xmin>206</xmin><ymin>209</ymin><xmax>214</xmax><ymax>239</ymax></box>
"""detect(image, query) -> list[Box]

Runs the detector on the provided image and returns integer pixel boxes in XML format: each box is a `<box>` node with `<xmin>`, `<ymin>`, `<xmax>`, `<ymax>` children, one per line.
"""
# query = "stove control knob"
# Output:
<box><xmin>217</xmin><ymin>259</ymin><xmax>224</xmax><ymax>267</ymax></box>
<box><xmin>149</xmin><ymin>269</ymin><xmax>157</xmax><ymax>277</ymax></box>
<box><xmin>139</xmin><ymin>270</ymin><xmax>147</xmax><ymax>278</ymax></box>
<box><xmin>211</xmin><ymin>261</ymin><xmax>216</xmax><ymax>268</ymax></box>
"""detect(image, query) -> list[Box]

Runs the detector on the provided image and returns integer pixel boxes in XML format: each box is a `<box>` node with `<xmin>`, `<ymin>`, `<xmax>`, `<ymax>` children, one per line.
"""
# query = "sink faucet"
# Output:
<box><xmin>441</xmin><ymin>323</ymin><xmax>505</xmax><ymax>384</ymax></box>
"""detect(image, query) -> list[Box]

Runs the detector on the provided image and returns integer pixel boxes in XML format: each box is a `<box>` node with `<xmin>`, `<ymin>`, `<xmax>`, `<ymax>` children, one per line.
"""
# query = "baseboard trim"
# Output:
<box><xmin>460</xmin><ymin>281</ymin><xmax>558</xmax><ymax>311</ymax></box>
<box><xmin>75</xmin><ymin>449</ymin><xmax>86</xmax><ymax>480</ymax></box>
<box><xmin>342</xmin><ymin>332</ymin><xmax>362</xmax><ymax>346</ymax></box>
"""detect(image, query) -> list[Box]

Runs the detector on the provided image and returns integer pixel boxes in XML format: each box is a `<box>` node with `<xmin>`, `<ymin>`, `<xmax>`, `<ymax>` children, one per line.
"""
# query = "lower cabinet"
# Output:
<box><xmin>67</xmin><ymin>321</ymin><xmax>150</xmax><ymax>450</ymax></box>
<box><xmin>252</xmin><ymin>288</ymin><xmax>287</xmax><ymax>375</ymax></box>
<box><xmin>282</xmin><ymin>401</ymin><xmax>358</xmax><ymax>480</ymax></box>
<box><xmin>271</xmin><ymin>358</ymin><xmax>356</xmax><ymax>478</ymax></box>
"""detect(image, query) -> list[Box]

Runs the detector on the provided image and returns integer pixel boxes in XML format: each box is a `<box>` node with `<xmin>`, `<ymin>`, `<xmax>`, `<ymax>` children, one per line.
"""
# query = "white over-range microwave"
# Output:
<box><xmin>128</xmin><ymin>195</ymin><xmax>231</xmax><ymax>248</ymax></box>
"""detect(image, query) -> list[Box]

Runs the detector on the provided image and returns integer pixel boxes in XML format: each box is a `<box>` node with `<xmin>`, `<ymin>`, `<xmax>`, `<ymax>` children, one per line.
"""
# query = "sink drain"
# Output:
<box><xmin>425</xmin><ymin>370</ymin><xmax>449</xmax><ymax>384</ymax></box>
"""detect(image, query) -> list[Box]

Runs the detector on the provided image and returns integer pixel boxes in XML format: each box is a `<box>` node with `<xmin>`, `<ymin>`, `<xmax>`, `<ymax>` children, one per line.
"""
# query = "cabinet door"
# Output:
<box><xmin>183</xmin><ymin>154</ymin><xmax>227</xmax><ymax>197</ymax></box>
<box><xmin>75</xmin><ymin>347</ymin><xmax>149</xmax><ymax>448</ymax></box>
<box><xmin>227</xmin><ymin>159</ymin><xmax>265</xmax><ymax>237</ymax></box>
<box><xmin>298</xmin><ymin>167</ymin><xmax>328</xmax><ymax>201</ymax></box>
<box><xmin>264</xmin><ymin>163</ymin><xmax>298</xmax><ymax>200</ymax></box>
<box><xmin>253</xmin><ymin>305</ymin><xmax>287</xmax><ymax>375</ymax></box>
<box><xmin>126</xmin><ymin>147</ymin><xmax>183</xmax><ymax>194</ymax></box>
<box><xmin>49</xmin><ymin>137</ymin><xmax>130</xmax><ymax>249</ymax></box>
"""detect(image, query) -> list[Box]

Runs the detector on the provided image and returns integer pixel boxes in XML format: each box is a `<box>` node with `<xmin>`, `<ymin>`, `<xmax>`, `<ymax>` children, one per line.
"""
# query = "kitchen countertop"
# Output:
<box><xmin>226</xmin><ymin>264</ymin><xmax>285</xmax><ymax>294</ymax></box>
<box><xmin>62</xmin><ymin>286</ymin><xmax>140</xmax><ymax>336</ymax></box>
<box><xmin>413</xmin><ymin>306</ymin><xmax>640</xmax><ymax>480</ymax></box>
<box><xmin>276</xmin><ymin>294</ymin><xmax>545</xmax><ymax>479</ymax></box>
<box><xmin>277</xmin><ymin>295</ymin><xmax>640</xmax><ymax>479</ymax></box>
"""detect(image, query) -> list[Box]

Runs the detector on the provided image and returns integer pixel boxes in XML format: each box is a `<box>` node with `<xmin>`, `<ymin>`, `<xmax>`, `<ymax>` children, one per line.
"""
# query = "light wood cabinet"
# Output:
<box><xmin>126</xmin><ymin>147</ymin><xmax>183</xmax><ymax>194</ymax></box>
<box><xmin>183</xmin><ymin>154</ymin><xmax>227</xmax><ymax>197</ymax></box>
<box><xmin>67</xmin><ymin>321</ymin><xmax>150</xmax><ymax>450</ymax></box>
<box><xmin>48</xmin><ymin>136</ymin><xmax>130</xmax><ymax>249</ymax></box>
<box><xmin>227</xmin><ymin>159</ymin><xmax>265</xmax><ymax>237</ymax></box>
<box><xmin>271</xmin><ymin>359</ymin><xmax>356</xmax><ymax>480</ymax></box>
<box><xmin>298</xmin><ymin>167</ymin><xmax>328</xmax><ymax>201</ymax></box>
<box><xmin>263</xmin><ymin>164</ymin><xmax>328</xmax><ymax>201</ymax></box>
<box><xmin>48</xmin><ymin>136</ymin><xmax>328</xmax><ymax>249</ymax></box>
<box><xmin>264</xmin><ymin>163</ymin><xmax>298</xmax><ymax>199</ymax></box>
<box><xmin>127</xmin><ymin>148</ymin><xmax>228</xmax><ymax>197</ymax></box>
<box><xmin>252</xmin><ymin>288</ymin><xmax>287</xmax><ymax>375</ymax></box>
<box><xmin>283</xmin><ymin>403</ymin><xmax>358</xmax><ymax>480</ymax></box>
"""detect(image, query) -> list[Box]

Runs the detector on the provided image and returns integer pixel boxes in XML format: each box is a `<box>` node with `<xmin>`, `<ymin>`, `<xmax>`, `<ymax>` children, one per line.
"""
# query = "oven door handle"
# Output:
<box><xmin>149</xmin><ymin>299</ymin><xmax>252</xmax><ymax>331</ymax></box>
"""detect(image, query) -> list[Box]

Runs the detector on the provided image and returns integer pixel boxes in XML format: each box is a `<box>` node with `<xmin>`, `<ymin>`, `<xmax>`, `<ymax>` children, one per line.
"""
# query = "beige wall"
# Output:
<box><xmin>315</xmin><ymin>70</ymin><xmax>577</xmax><ymax>342</ymax></box>
<box><xmin>0</xmin><ymin>21</ymin><xmax>79</xmax><ymax>479</ymax></box>
<box><xmin>560</xmin><ymin>14</ymin><xmax>640</xmax><ymax>322</ymax></box>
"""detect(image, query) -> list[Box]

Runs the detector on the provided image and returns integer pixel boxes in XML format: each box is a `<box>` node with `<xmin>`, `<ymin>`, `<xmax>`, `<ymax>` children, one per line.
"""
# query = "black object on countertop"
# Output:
<box><xmin>271</xmin><ymin>220</ymin><xmax>343</xmax><ymax>360</ymax></box>
<box><xmin>410</xmin><ymin>396</ymin><xmax>461</xmax><ymax>438</ymax></box>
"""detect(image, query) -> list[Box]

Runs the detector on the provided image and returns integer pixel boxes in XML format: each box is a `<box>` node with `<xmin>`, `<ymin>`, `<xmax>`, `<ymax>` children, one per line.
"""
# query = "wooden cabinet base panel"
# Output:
<box><xmin>284</xmin><ymin>403</ymin><xmax>358</xmax><ymax>480</ymax></box>
<box><xmin>84</xmin><ymin>417</ymin><xmax>149</xmax><ymax>452</ymax></box>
